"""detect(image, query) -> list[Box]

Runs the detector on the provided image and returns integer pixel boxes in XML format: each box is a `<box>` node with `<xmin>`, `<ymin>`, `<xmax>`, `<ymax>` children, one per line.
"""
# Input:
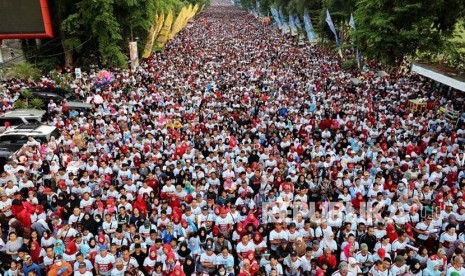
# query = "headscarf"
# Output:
<box><xmin>169</xmin><ymin>265</ymin><xmax>186</xmax><ymax>276</ymax></box>
<box><xmin>183</xmin><ymin>256</ymin><xmax>196</xmax><ymax>275</ymax></box>
<box><xmin>243</xmin><ymin>211</ymin><xmax>259</xmax><ymax>229</ymax></box>
<box><xmin>54</xmin><ymin>239</ymin><xmax>65</xmax><ymax>255</ymax></box>
<box><xmin>188</xmin><ymin>237</ymin><xmax>200</xmax><ymax>252</ymax></box>
<box><xmin>65</xmin><ymin>241</ymin><xmax>78</xmax><ymax>255</ymax></box>
<box><xmin>235</xmin><ymin>222</ymin><xmax>245</xmax><ymax>236</ymax></box>
<box><xmin>81</xmin><ymin>214</ymin><xmax>97</xmax><ymax>234</ymax></box>
<box><xmin>177</xmin><ymin>242</ymin><xmax>191</xmax><ymax>258</ymax></box>
<box><xmin>149</xmin><ymin>245</ymin><xmax>158</xmax><ymax>261</ymax></box>
<box><xmin>30</xmin><ymin>241</ymin><xmax>42</xmax><ymax>263</ymax></box>
<box><xmin>409</xmin><ymin>259</ymin><xmax>422</xmax><ymax>274</ymax></box>
<box><xmin>343</xmin><ymin>244</ymin><xmax>352</xmax><ymax>259</ymax></box>
<box><xmin>447</xmin><ymin>240</ymin><xmax>463</xmax><ymax>259</ymax></box>
<box><xmin>253</xmin><ymin>232</ymin><xmax>264</xmax><ymax>245</ymax></box>
<box><xmin>351</xmin><ymin>192</ymin><xmax>365</xmax><ymax>209</ymax></box>
<box><xmin>424</xmin><ymin>258</ymin><xmax>441</xmax><ymax>276</ymax></box>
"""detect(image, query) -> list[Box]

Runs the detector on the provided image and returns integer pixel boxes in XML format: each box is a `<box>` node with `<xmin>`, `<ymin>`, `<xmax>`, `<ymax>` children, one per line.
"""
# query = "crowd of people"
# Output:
<box><xmin>0</xmin><ymin>0</ymin><xmax>465</xmax><ymax>275</ymax></box>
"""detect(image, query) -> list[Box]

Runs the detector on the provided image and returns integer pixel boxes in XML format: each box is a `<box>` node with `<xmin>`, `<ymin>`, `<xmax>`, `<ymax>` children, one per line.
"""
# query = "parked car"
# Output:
<box><xmin>0</xmin><ymin>109</ymin><xmax>46</xmax><ymax>133</ymax></box>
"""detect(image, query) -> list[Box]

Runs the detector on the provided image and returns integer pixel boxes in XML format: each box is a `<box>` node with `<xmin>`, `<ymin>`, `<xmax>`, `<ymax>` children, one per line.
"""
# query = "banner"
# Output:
<box><xmin>325</xmin><ymin>9</ymin><xmax>339</xmax><ymax>46</ymax></box>
<box><xmin>129</xmin><ymin>42</ymin><xmax>139</xmax><ymax>71</ymax></box>
<box><xmin>303</xmin><ymin>9</ymin><xmax>316</xmax><ymax>41</ymax></box>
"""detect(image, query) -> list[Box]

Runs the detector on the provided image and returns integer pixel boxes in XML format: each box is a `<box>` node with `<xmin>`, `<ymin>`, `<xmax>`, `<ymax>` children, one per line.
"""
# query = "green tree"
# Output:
<box><xmin>354</xmin><ymin>0</ymin><xmax>463</xmax><ymax>65</ymax></box>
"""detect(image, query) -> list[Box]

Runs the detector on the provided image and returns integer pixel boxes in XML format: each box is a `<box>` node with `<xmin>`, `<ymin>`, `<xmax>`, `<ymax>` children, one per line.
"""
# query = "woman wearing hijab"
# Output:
<box><xmin>340</xmin><ymin>244</ymin><xmax>354</xmax><ymax>262</ymax></box>
<box><xmin>169</xmin><ymin>265</ymin><xmax>186</xmax><ymax>276</ymax></box>
<box><xmin>41</xmin><ymin>230</ymin><xmax>56</xmax><ymax>248</ymax></box>
<box><xmin>347</xmin><ymin>257</ymin><xmax>362</xmax><ymax>275</ymax></box>
<box><xmin>80</xmin><ymin>212</ymin><xmax>97</xmax><ymax>235</ymax></box>
<box><xmin>30</xmin><ymin>240</ymin><xmax>44</xmax><ymax>265</ymax></box>
<box><xmin>422</xmin><ymin>258</ymin><xmax>442</xmax><ymax>276</ymax></box>
<box><xmin>409</xmin><ymin>259</ymin><xmax>422</xmax><ymax>276</ymax></box>
<box><xmin>243</xmin><ymin>211</ymin><xmax>259</xmax><ymax>230</ymax></box>
<box><xmin>187</xmin><ymin>237</ymin><xmax>201</xmax><ymax>260</ymax></box>
<box><xmin>182</xmin><ymin>255</ymin><xmax>196</xmax><ymax>275</ymax></box>
<box><xmin>293</xmin><ymin>237</ymin><xmax>306</xmax><ymax>257</ymax></box>
<box><xmin>320</xmin><ymin>233</ymin><xmax>338</xmax><ymax>253</ymax></box>
<box><xmin>232</xmin><ymin>222</ymin><xmax>245</xmax><ymax>245</ymax></box>
<box><xmin>447</xmin><ymin>240</ymin><xmax>464</xmax><ymax>260</ymax></box>
<box><xmin>177</xmin><ymin>241</ymin><xmax>191</xmax><ymax>264</ymax></box>
<box><xmin>54</xmin><ymin>239</ymin><xmax>65</xmax><ymax>256</ymax></box>
<box><xmin>351</xmin><ymin>192</ymin><xmax>365</xmax><ymax>214</ymax></box>
<box><xmin>143</xmin><ymin>245</ymin><xmax>158</xmax><ymax>275</ymax></box>
<box><xmin>252</xmin><ymin>232</ymin><xmax>267</xmax><ymax>256</ymax></box>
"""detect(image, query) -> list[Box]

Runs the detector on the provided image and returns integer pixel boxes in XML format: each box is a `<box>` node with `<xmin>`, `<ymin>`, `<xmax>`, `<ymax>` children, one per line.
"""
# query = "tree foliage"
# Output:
<box><xmin>354</xmin><ymin>0</ymin><xmax>463</xmax><ymax>65</ymax></box>
<box><xmin>21</xmin><ymin>0</ymin><xmax>209</xmax><ymax>70</ymax></box>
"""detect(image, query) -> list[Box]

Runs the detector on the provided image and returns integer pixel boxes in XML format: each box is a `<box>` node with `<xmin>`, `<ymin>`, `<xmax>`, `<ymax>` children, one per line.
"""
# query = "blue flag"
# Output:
<box><xmin>349</xmin><ymin>13</ymin><xmax>356</xmax><ymax>30</ymax></box>
<box><xmin>289</xmin><ymin>15</ymin><xmax>298</xmax><ymax>35</ymax></box>
<box><xmin>303</xmin><ymin>9</ymin><xmax>316</xmax><ymax>41</ymax></box>
<box><xmin>270</xmin><ymin>7</ymin><xmax>282</xmax><ymax>29</ymax></box>
<box><xmin>325</xmin><ymin>10</ymin><xmax>339</xmax><ymax>46</ymax></box>
<box><xmin>279</xmin><ymin>7</ymin><xmax>290</xmax><ymax>34</ymax></box>
<box><xmin>293</xmin><ymin>15</ymin><xmax>303</xmax><ymax>31</ymax></box>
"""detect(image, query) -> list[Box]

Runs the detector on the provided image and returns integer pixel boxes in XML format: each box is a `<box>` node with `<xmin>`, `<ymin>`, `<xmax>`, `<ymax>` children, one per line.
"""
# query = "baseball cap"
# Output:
<box><xmin>115</xmin><ymin>258</ymin><xmax>123</xmax><ymax>265</ymax></box>
<box><xmin>205</xmin><ymin>245</ymin><xmax>213</xmax><ymax>251</ymax></box>
<box><xmin>100</xmin><ymin>245</ymin><xmax>108</xmax><ymax>251</ymax></box>
<box><xmin>55</xmin><ymin>255</ymin><xmax>63</xmax><ymax>261</ymax></box>
<box><xmin>78</xmin><ymin>262</ymin><xmax>86</xmax><ymax>269</ymax></box>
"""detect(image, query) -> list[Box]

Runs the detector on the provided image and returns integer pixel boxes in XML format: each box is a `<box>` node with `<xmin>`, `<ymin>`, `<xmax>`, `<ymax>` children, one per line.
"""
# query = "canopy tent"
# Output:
<box><xmin>412</xmin><ymin>62</ymin><xmax>465</xmax><ymax>92</ymax></box>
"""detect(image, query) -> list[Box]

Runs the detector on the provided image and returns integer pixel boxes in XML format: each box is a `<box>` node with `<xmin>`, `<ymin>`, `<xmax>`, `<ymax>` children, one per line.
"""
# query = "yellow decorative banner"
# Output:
<box><xmin>156</xmin><ymin>9</ymin><xmax>174</xmax><ymax>49</ymax></box>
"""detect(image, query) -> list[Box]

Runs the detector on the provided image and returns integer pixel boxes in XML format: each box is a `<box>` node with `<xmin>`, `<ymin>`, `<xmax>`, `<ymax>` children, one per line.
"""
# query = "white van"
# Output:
<box><xmin>0</xmin><ymin>109</ymin><xmax>46</xmax><ymax>133</ymax></box>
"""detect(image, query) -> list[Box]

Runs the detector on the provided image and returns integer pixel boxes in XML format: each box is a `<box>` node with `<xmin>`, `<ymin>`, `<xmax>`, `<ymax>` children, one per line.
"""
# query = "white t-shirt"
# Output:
<box><xmin>0</xmin><ymin>198</ymin><xmax>12</xmax><ymax>217</ymax></box>
<box><xmin>236</xmin><ymin>242</ymin><xmax>255</xmax><ymax>258</ymax></box>
<box><xmin>74</xmin><ymin>271</ymin><xmax>93</xmax><ymax>276</ymax></box>
<box><xmin>215</xmin><ymin>216</ymin><xmax>233</xmax><ymax>232</ymax></box>
<box><xmin>95</xmin><ymin>253</ymin><xmax>115</xmax><ymax>275</ymax></box>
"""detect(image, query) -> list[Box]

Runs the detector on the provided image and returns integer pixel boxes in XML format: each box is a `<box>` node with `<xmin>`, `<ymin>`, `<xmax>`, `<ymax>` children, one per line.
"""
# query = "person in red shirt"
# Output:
<box><xmin>318</xmin><ymin>248</ymin><xmax>337</xmax><ymax>272</ymax></box>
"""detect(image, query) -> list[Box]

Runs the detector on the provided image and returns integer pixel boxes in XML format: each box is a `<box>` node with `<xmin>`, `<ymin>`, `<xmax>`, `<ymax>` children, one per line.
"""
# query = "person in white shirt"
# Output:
<box><xmin>265</xmin><ymin>256</ymin><xmax>284</xmax><ymax>276</ymax></box>
<box><xmin>95</xmin><ymin>245</ymin><xmax>115</xmax><ymax>276</ymax></box>
<box><xmin>199</xmin><ymin>245</ymin><xmax>216</xmax><ymax>274</ymax></box>
<box><xmin>447</xmin><ymin>255</ymin><xmax>465</xmax><ymax>276</ymax></box>
<box><xmin>74</xmin><ymin>262</ymin><xmax>93</xmax><ymax>276</ymax></box>
<box><xmin>0</xmin><ymin>193</ymin><xmax>12</xmax><ymax>217</ymax></box>
<box><xmin>236</xmin><ymin>235</ymin><xmax>255</xmax><ymax>259</ymax></box>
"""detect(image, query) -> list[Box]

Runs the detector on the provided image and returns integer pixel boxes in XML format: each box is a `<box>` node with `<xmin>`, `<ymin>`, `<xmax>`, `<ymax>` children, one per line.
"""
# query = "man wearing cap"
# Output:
<box><xmin>95</xmin><ymin>245</ymin><xmax>116</xmax><ymax>276</ymax></box>
<box><xmin>23</xmin><ymin>255</ymin><xmax>42</xmax><ymax>276</ymax></box>
<box><xmin>199</xmin><ymin>244</ymin><xmax>216</xmax><ymax>275</ymax></box>
<box><xmin>75</xmin><ymin>262</ymin><xmax>93</xmax><ymax>276</ymax></box>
